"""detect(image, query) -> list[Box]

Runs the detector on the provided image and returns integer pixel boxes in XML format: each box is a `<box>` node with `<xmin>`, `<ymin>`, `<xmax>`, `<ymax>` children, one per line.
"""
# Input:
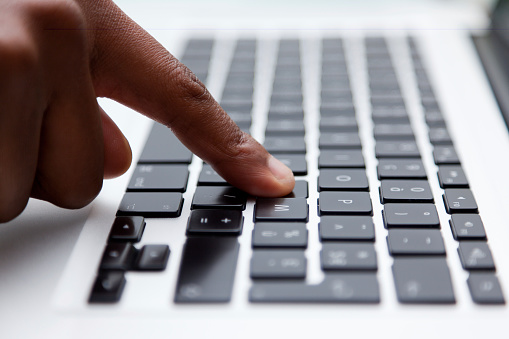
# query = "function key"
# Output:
<box><xmin>377</xmin><ymin>159</ymin><xmax>426</xmax><ymax>179</ymax></box>
<box><xmin>108</xmin><ymin>216</ymin><xmax>145</xmax><ymax>243</ymax></box>
<box><xmin>133</xmin><ymin>245</ymin><xmax>170</xmax><ymax>271</ymax></box>
<box><xmin>127</xmin><ymin>164</ymin><xmax>189</xmax><ymax>192</ymax></box>
<box><xmin>255</xmin><ymin>198</ymin><xmax>308</xmax><ymax>222</ymax></box>
<box><xmin>380</xmin><ymin>180</ymin><xmax>433</xmax><ymax>204</ymax></box>
<box><xmin>252</xmin><ymin>223</ymin><xmax>308</xmax><ymax>248</ymax></box>
<box><xmin>458</xmin><ymin>242</ymin><xmax>495</xmax><ymax>270</ymax></box>
<box><xmin>443</xmin><ymin>189</ymin><xmax>478</xmax><ymax>214</ymax></box>
<box><xmin>250</xmin><ymin>250</ymin><xmax>306</xmax><ymax>279</ymax></box>
<box><xmin>467</xmin><ymin>273</ymin><xmax>506</xmax><ymax>305</ymax></box>
<box><xmin>319</xmin><ymin>216</ymin><xmax>375</xmax><ymax>241</ymax></box>
<box><xmin>187</xmin><ymin>209</ymin><xmax>244</xmax><ymax>235</ymax></box>
<box><xmin>437</xmin><ymin>166</ymin><xmax>469</xmax><ymax>188</ymax></box>
<box><xmin>191</xmin><ymin>186</ymin><xmax>247</xmax><ymax>210</ymax></box>
<box><xmin>383</xmin><ymin>204</ymin><xmax>439</xmax><ymax>228</ymax></box>
<box><xmin>319</xmin><ymin>192</ymin><xmax>373</xmax><ymax>216</ymax></box>
<box><xmin>99</xmin><ymin>243</ymin><xmax>136</xmax><ymax>271</ymax></box>
<box><xmin>117</xmin><ymin>192</ymin><xmax>184</xmax><ymax>218</ymax></box>
<box><xmin>392</xmin><ymin>258</ymin><xmax>455</xmax><ymax>304</ymax></box>
<box><xmin>449</xmin><ymin>214</ymin><xmax>487</xmax><ymax>240</ymax></box>
<box><xmin>89</xmin><ymin>271</ymin><xmax>126</xmax><ymax>303</ymax></box>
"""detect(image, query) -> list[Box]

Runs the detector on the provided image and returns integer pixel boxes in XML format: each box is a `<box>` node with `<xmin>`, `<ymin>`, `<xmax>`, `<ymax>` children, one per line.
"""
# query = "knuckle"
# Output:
<box><xmin>169</xmin><ymin>61</ymin><xmax>210</xmax><ymax>103</ymax></box>
<box><xmin>25</xmin><ymin>0</ymin><xmax>86</xmax><ymax>30</ymax></box>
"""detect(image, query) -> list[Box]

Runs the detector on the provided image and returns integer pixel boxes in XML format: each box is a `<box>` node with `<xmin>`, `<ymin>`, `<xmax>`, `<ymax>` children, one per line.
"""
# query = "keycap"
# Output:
<box><xmin>191</xmin><ymin>186</ymin><xmax>247</xmax><ymax>210</ymax></box>
<box><xmin>174</xmin><ymin>237</ymin><xmax>239</xmax><ymax>303</ymax></box>
<box><xmin>458</xmin><ymin>242</ymin><xmax>495</xmax><ymax>270</ymax></box>
<box><xmin>187</xmin><ymin>209</ymin><xmax>244</xmax><ymax>235</ymax></box>
<box><xmin>319</xmin><ymin>132</ymin><xmax>362</xmax><ymax>149</ymax></box>
<box><xmin>284</xmin><ymin>180</ymin><xmax>308</xmax><ymax>198</ymax></box>
<box><xmin>197</xmin><ymin>164</ymin><xmax>230</xmax><ymax>186</ymax></box>
<box><xmin>99</xmin><ymin>243</ymin><xmax>136</xmax><ymax>271</ymax></box>
<box><xmin>117</xmin><ymin>192</ymin><xmax>184</xmax><ymax>218</ymax></box>
<box><xmin>383</xmin><ymin>204</ymin><xmax>440</xmax><ymax>228</ymax></box>
<box><xmin>250</xmin><ymin>250</ymin><xmax>306</xmax><ymax>279</ymax></box>
<box><xmin>443</xmin><ymin>189</ymin><xmax>478</xmax><ymax>213</ymax></box>
<box><xmin>437</xmin><ymin>166</ymin><xmax>469</xmax><ymax>188</ymax></box>
<box><xmin>377</xmin><ymin>159</ymin><xmax>427</xmax><ymax>179</ymax></box>
<box><xmin>371</xmin><ymin>108</ymin><xmax>408</xmax><ymax>122</ymax></box>
<box><xmin>127</xmin><ymin>164</ymin><xmax>189</xmax><ymax>192</ymax></box>
<box><xmin>467</xmin><ymin>273</ymin><xmax>506</xmax><ymax>304</ymax></box>
<box><xmin>138</xmin><ymin>123</ymin><xmax>193</xmax><ymax>164</ymax></box>
<box><xmin>433</xmin><ymin>146</ymin><xmax>460</xmax><ymax>164</ymax></box>
<box><xmin>380</xmin><ymin>180</ymin><xmax>434</xmax><ymax>203</ymax></box>
<box><xmin>108</xmin><ymin>216</ymin><xmax>145</xmax><ymax>243</ymax></box>
<box><xmin>265</xmin><ymin>120</ymin><xmax>305</xmax><ymax>136</ymax></box>
<box><xmin>392</xmin><ymin>258</ymin><xmax>455</xmax><ymax>304</ymax></box>
<box><xmin>255</xmin><ymin>198</ymin><xmax>308</xmax><ymax>222</ymax></box>
<box><xmin>375</xmin><ymin>141</ymin><xmax>420</xmax><ymax>158</ymax></box>
<box><xmin>318</xmin><ymin>169</ymin><xmax>369</xmax><ymax>191</ymax></box>
<box><xmin>318</xmin><ymin>150</ymin><xmax>365</xmax><ymax>168</ymax></box>
<box><xmin>373</xmin><ymin>124</ymin><xmax>414</xmax><ymax>140</ymax></box>
<box><xmin>264</xmin><ymin>136</ymin><xmax>306</xmax><ymax>153</ymax></box>
<box><xmin>319</xmin><ymin>216</ymin><xmax>375</xmax><ymax>241</ymax></box>
<box><xmin>89</xmin><ymin>271</ymin><xmax>126</xmax><ymax>303</ymax></box>
<box><xmin>450</xmin><ymin>214</ymin><xmax>487</xmax><ymax>240</ymax></box>
<box><xmin>321</xmin><ymin>243</ymin><xmax>377</xmax><ymax>271</ymax></box>
<box><xmin>133</xmin><ymin>245</ymin><xmax>170</xmax><ymax>271</ymax></box>
<box><xmin>252</xmin><ymin>223</ymin><xmax>307</xmax><ymax>248</ymax></box>
<box><xmin>319</xmin><ymin>192</ymin><xmax>373</xmax><ymax>215</ymax></box>
<box><xmin>429</xmin><ymin>127</ymin><xmax>452</xmax><ymax>145</ymax></box>
<box><xmin>250</xmin><ymin>273</ymin><xmax>380</xmax><ymax>303</ymax></box>
<box><xmin>273</xmin><ymin>154</ymin><xmax>307</xmax><ymax>175</ymax></box>
<box><xmin>319</xmin><ymin>116</ymin><xmax>358</xmax><ymax>132</ymax></box>
<box><xmin>387</xmin><ymin>229</ymin><xmax>445</xmax><ymax>255</ymax></box>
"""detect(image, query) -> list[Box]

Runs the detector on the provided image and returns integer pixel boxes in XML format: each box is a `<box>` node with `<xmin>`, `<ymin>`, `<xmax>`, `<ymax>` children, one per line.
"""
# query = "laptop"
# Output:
<box><xmin>2</xmin><ymin>0</ymin><xmax>509</xmax><ymax>337</ymax></box>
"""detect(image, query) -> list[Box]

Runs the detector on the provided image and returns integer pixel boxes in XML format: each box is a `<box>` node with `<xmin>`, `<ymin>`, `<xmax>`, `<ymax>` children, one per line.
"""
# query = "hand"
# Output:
<box><xmin>0</xmin><ymin>0</ymin><xmax>295</xmax><ymax>222</ymax></box>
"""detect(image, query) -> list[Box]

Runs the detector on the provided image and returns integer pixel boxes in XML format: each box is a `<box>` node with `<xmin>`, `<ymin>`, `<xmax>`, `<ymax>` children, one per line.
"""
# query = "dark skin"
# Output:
<box><xmin>0</xmin><ymin>0</ymin><xmax>295</xmax><ymax>222</ymax></box>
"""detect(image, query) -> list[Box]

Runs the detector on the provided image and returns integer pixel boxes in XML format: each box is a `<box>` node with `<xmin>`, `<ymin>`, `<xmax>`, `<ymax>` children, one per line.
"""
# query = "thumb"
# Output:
<box><xmin>83</xmin><ymin>1</ymin><xmax>294</xmax><ymax>197</ymax></box>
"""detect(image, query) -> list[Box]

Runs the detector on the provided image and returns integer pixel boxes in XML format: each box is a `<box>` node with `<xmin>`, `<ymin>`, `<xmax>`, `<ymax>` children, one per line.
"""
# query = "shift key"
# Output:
<box><xmin>174</xmin><ymin>237</ymin><xmax>239</xmax><ymax>303</ymax></box>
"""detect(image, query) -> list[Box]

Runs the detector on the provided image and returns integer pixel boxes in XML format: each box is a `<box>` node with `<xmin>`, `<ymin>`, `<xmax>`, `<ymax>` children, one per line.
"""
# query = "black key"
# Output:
<box><xmin>319</xmin><ymin>192</ymin><xmax>373</xmax><ymax>215</ymax></box>
<box><xmin>274</xmin><ymin>154</ymin><xmax>307</xmax><ymax>175</ymax></box>
<box><xmin>127</xmin><ymin>164</ymin><xmax>189</xmax><ymax>192</ymax></box>
<box><xmin>450</xmin><ymin>214</ymin><xmax>487</xmax><ymax>240</ymax></box>
<box><xmin>433</xmin><ymin>146</ymin><xmax>460</xmax><ymax>164</ymax></box>
<box><xmin>380</xmin><ymin>180</ymin><xmax>433</xmax><ymax>203</ymax></box>
<box><xmin>255</xmin><ymin>198</ymin><xmax>308</xmax><ymax>222</ymax></box>
<box><xmin>375</xmin><ymin>141</ymin><xmax>420</xmax><ymax>158</ymax></box>
<box><xmin>377</xmin><ymin>159</ymin><xmax>426</xmax><ymax>179</ymax></box>
<box><xmin>437</xmin><ymin>166</ymin><xmax>469</xmax><ymax>188</ymax></box>
<box><xmin>320</xmin><ymin>107</ymin><xmax>356</xmax><ymax>117</ymax></box>
<box><xmin>429</xmin><ymin>127</ymin><xmax>453</xmax><ymax>145</ymax></box>
<box><xmin>321</xmin><ymin>243</ymin><xmax>377</xmax><ymax>271</ymax></box>
<box><xmin>284</xmin><ymin>180</ymin><xmax>309</xmax><ymax>198</ymax></box>
<box><xmin>371</xmin><ymin>107</ymin><xmax>408</xmax><ymax>121</ymax></box>
<box><xmin>387</xmin><ymin>229</ymin><xmax>445</xmax><ymax>255</ymax></box>
<box><xmin>252</xmin><ymin>223</ymin><xmax>308</xmax><ymax>248</ymax></box>
<box><xmin>319</xmin><ymin>216</ymin><xmax>375</xmax><ymax>241</ymax></box>
<box><xmin>467</xmin><ymin>273</ymin><xmax>506</xmax><ymax>304</ymax></box>
<box><xmin>265</xmin><ymin>120</ymin><xmax>305</xmax><ymax>136</ymax></box>
<box><xmin>443</xmin><ymin>189</ymin><xmax>478</xmax><ymax>214</ymax></box>
<box><xmin>197</xmin><ymin>164</ymin><xmax>230</xmax><ymax>186</ymax></box>
<box><xmin>250</xmin><ymin>273</ymin><xmax>380</xmax><ymax>303</ymax></box>
<box><xmin>319</xmin><ymin>132</ymin><xmax>362</xmax><ymax>149</ymax></box>
<box><xmin>138</xmin><ymin>123</ymin><xmax>193</xmax><ymax>164</ymax></box>
<box><xmin>268</xmin><ymin>108</ymin><xmax>304</xmax><ymax>120</ymax></box>
<box><xmin>458</xmin><ymin>242</ymin><xmax>495</xmax><ymax>270</ymax></box>
<box><xmin>319</xmin><ymin>116</ymin><xmax>358</xmax><ymax>132</ymax></box>
<box><xmin>318</xmin><ymin>169</ymin><xmax>369</xmax><ymax>191</ymax></box>
<box><xmin>89</xmin><ymin>271</ymin><xmax>126</xmax><ymax>303</ymax></box>
<box><xmin>425</xmin><ymin>110</ymin><xmax>446</xmax><ymax>126</ymax></box>
<box><xmin>373</xmin><ymin>124</ymin><xmax>414</xmax><ymax>140</ymax></box>
<box><xmin>99</xmin><ymin>243</ymin><xmax>136</xmax><ymax>271</ymax></box>
<box><xmin>187</xmin><ymin>209</ymin><xmax>243</xmax><ymax>235</ymax></box>
<box><xmin>108</xmin><ymin>216</ymin><xmax>145</xmax><ymax>243</ymax></box>
<box><xmin>117</xmin><ymin>192</ymin><xmax>184</xmax><ymax>218</ymax></box>
<box><xmin>392</xmin><ymin>258</ymin><xmax>455</xmax><ymax>304</ymax></box>
<box><xmin>133</xmin><ymin>245</ymin><xmax>170</xmax><ymax>271</ymax></box>
<box><xmin>264</xmin><ymin>136</ymin><xmax>306</xmax><ymax>153</ymax></box>
<box><xmin>383</xmin><ymin>204</ymin><xmax>440</xmax><ymax>228</ymax></box>
<box><xmin>250</xmin><ymin>250</ymin><xmax>306</xmax><ymax>279</ymax></box>
<box><xmin>318</xmin><ymin>150</ymin><xmax>365</xmax><ymax>168</ymax></box>
<box><xmin>191</xmin><ymin>186</ymin><xmax>247</xmax><ymax>210</ymax></box>
<box><xmin>174</xmin><ymin>237</ymin><xmax>239</xmax><ymax>303</ymax></box>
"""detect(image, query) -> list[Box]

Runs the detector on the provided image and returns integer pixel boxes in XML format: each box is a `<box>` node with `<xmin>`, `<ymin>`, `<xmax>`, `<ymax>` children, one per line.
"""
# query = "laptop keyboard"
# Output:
<box><xmin>88</xmin><ymin>36</ymin><xmax>505</xmax><ymax>305</ymax></box>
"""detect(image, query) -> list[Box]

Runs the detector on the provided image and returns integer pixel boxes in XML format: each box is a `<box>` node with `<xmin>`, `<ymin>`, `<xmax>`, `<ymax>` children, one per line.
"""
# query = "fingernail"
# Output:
<box><xmin>268</xmin><ymin>155</ymin><xmax>294</xmax><ymax>182</ymax></box>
